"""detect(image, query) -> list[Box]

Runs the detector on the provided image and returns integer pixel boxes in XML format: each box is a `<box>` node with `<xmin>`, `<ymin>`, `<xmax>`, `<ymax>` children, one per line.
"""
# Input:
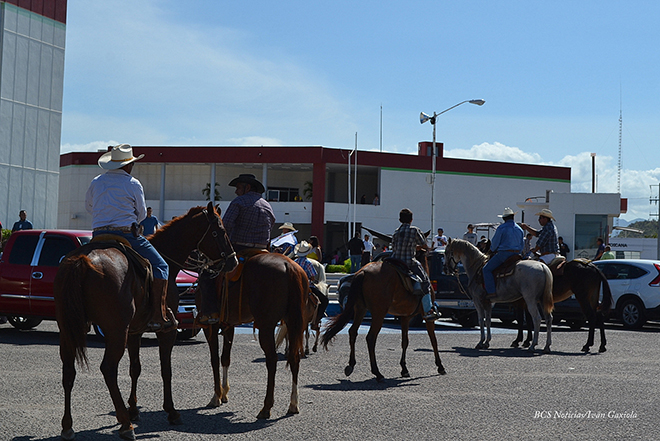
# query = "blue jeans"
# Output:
<box><xmin>93</xmin><ymin>231</ymin><xmax>169</xmax><ymax>280</ymax></box>
<box><xmin>350</xmin><ymin>255</ymin><xmax>362</xmax><ymax>273</ymax></box>
<box><xmin>483</xmin><ymin>251</ymin><xmax>517</xmax><ymax>294</ymax></box>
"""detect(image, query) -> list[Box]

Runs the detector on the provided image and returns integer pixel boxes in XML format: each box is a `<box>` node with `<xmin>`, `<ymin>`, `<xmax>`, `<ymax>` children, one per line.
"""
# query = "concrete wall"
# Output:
<box><xmin>0</xmin><ymin>3</ymin><xmax>65</xmax><ymax>229</ymax></box>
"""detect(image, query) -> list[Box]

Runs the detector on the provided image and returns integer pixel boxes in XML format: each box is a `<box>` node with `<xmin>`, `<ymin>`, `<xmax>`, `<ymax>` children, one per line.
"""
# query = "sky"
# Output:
<box><xmin>60</xmin><ymin>1</ymin><xmax>660</xmax><ymax>222</ymax></box>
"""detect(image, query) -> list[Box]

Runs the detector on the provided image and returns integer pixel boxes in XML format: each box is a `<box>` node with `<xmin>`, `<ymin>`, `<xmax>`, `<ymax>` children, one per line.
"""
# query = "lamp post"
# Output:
<box><xmin>420</xmin><ymin>99</ymin><xmax>485</xmax><ymax>242</ymax></box>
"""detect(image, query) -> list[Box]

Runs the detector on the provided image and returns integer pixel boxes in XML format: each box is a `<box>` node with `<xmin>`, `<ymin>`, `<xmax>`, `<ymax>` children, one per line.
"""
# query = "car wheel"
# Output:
<box><xmin>7</xmin><ymin>316</ymin><xmax>42</xmax><ymax>330</ymax></box>
<box><xmin>176</xmin><ymin>328</ymin><xmax>200</xmax><ymax>340</ymax></box>
<box><xmin>618</xmin><ymin>298</ymin><xmax>646</xmax><ymax>329</ymax></box>
<box><xmin>457</xmin><ymin>312</ymin><xmax>478</xmax><ymax>328</ymax></box>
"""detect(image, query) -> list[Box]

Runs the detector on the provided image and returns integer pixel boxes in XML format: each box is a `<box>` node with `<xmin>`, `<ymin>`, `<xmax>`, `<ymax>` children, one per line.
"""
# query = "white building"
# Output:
<box><xmin>0</xmin><ymin>1</ymin><xmax>67</xmax><ymax>229</ymax></box>
<box><xmin>59</xmin><ymin>143</ymin><xmax>624</xmax><ymax>260</ymax></box>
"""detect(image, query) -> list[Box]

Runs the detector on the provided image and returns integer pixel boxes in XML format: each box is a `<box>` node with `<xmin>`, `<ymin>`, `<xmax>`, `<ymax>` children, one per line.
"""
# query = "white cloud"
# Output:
<box><xmin>61</xmin><ymin>140</ymin><xmax>119</xmax><ymax>153</ymax></box>
<box><xmin>445</xmin><ymin>141</ymin><xmax>660</xmax><ymax>222</ymax></box>
<box><xmin>228</xmin><ymin>137</ymin><xmax>283</xmax><ymax>146</ymax></box>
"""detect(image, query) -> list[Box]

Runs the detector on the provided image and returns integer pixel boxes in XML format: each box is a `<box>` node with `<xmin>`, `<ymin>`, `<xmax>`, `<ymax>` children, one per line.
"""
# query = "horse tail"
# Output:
<box><xmin>542</xmin><ymin>264</ymin><xmax>554</xmax><ymax>315</ymax></box>
<box><xmin>54</xmin><ymin>254</ymin><xmax>99</xmax><ymax>368</ymax></box>
<box><xmin>284</xmin><ymin>261</ymin><xmax>306</xmax><ymax>367</ymax></box>
<box><xmin>322</xmin><ymin>271</ymin><xmax>362</xmax><ymax>350</ymax></box>
<box><xmin>594</xmin><ymin>264</ymin><xmax>613</xmax><ymax>315</ymax></box>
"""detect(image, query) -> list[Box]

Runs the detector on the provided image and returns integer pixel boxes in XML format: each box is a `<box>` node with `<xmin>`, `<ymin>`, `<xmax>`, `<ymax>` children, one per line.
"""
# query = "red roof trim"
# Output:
<box><xmin>3</xmin><ymin>0</ymin><xmax>67</xmax><ymax>24</ymax></box>
<box><xmin>60</xmin><ymin>146</ymin><xmax>570</xmax><ymax>182</ymax></box>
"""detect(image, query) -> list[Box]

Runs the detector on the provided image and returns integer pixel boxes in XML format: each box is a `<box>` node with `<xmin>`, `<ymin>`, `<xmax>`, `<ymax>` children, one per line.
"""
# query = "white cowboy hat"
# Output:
<box><xmin>497</xmin><ymin>207</ymin><xmax>517</xmax><ymax>218</ymax></box>
<box><xmin>294</xmin><ymin>240</ymin><xmax>312</xmax><ymax>257</ymax></box>
<box><xmin>535</xmin><ymin>208</ymin><xmax>555</xmax><ymax>220</ymax></box>
<box><xmin>98</xmin><ymin>144</ymin><xmax>144</xmax><ymax>170</ymax></box>
<box><xmin>279</xmin><ymin>222</ymin><xmax>296</xmax><ymax>231</ymax></box>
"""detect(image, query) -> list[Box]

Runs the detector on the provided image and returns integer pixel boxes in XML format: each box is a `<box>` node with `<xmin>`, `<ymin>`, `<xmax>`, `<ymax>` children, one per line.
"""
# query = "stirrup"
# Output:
<box><xmin>147</xmin><ymin>319</ymin><xmax>174</xmax><ymax>332</ymax></box>
<box><xmin>199</xmin><ymin>313</ymin><xmax>220</xmax><ymax>325</ymax></box>
<box><xmin>423</xmin><ymin>307</ymin><xmax>439</xmax><ymax>321</ymax></box>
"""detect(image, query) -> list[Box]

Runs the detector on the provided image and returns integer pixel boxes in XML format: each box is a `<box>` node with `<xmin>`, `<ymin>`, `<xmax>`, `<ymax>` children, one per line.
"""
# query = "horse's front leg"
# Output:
<box><xmin>597</xmin><ymin>313</ymin><xmax>607</xmax><ymax>353</ymax></box>
<box><xmin>399</xmin><ymin>316</ymin><xmax>410</xmax><ymax>378</ymax></box>
<box><xmin>484</xmin><ymin>303</ymin><xmax>493</xmax><ymax>349</ymax></box>
<box><xmin>527</xmin><ymin>305</ymin><xmax>542</xmax><ymax>352</ymax></box>
<box><xmin>157</xmin><ymin>328</ymin><xmax>181</xmax><ymax>425</ymax></box>
<box><xmin>474</xmin><ymin>304</ymin><xmax>488</xmax><ymax>349</ymax></box>
<box><xmin>256</xmin><ymin>326</ymin><xmax>277</xmax><ymax>419</ymax></box>
<box><xmin>220</xmin><ymin>326</ymin><xmax>235</xmax><ymax>403</ymax></box>
<box><xmin>424</xmin><ymin>315</ymin><xmax>446</xmax><ymax>375</ymax></box>
<box><xmin>511</xmin><ymin>305</ymin><xmax>524</xmax><ymax>348</ymax></box>
<box><xmin>203</xmin><ymin>324</ymin><xmax>223</xmax><ymax>407</ymax></box>
<box><xmin>126</xmin><ymin>333</ymin><xmax>142</xmax><ymax>422</ymax></box>
<box><xmin>543</xmin><ymin>310</ymin><xmax>553</xmax><ymax>354</ymax></box>
<box><xmin>345</xmin><ymin>308</ymin><xmax>366</xmax><ymax>377</ymax></box>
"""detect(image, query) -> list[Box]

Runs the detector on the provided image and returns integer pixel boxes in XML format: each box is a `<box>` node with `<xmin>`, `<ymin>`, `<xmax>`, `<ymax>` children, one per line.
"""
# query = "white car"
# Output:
<box><xmin>592</xmin><ymin>259</ymin><xmax>660</xmax><ymax>329</ymax></box>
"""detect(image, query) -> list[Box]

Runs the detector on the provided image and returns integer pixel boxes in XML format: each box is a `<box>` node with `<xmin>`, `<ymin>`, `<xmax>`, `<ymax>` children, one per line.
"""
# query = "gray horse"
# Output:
<box><xmin>445</xmin><ymin>238</ymin><xmax>554</xmax><ymax>353</ymax></box>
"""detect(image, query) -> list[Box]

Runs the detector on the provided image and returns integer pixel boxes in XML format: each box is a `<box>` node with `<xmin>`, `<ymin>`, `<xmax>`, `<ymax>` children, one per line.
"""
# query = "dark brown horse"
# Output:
<box><xmin>511</xmin><ymin>259</ymin><xmax>613</xmax><ymax>353</ymax></box>
<box><xmin>54</xmin><ymin>202</ymin><xmax>236</xmax><ymax>440</ymax></box>
<box><xmin>197</xmin><ymin>252</ymin><xmax>307</xmax><ymax>419</ymax></box>
<box><xmin>321</xmin><ymin>253</ymin><xmax>446</xmax><ymax>382</ymax></box>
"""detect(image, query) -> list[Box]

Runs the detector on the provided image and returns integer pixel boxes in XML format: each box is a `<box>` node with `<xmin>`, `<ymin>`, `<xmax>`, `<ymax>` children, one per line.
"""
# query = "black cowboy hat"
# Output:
<box><xmin>228</xmin><ymin>174</ymin><xmax>265</xmax><ymax>194</ymax></box>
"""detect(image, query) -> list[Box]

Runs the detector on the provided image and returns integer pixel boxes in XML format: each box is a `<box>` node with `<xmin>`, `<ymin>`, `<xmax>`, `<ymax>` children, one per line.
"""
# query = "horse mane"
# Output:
<box><xmin>150</xmin><ymin>205</ymin><xmax>214</xmax><ymax>239</ymax></box>
<box><xmin>449</xmin><ymin>238</ymin><xmax>488</xmax><ymax>268</ymax></box>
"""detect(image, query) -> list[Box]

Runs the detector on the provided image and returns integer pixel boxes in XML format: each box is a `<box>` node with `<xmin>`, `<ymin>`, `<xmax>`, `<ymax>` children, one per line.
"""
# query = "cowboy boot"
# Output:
<box><xmin>148</xmin><ymin>278</ymin><xmax>177</xmax><ymax>332</ymax></box>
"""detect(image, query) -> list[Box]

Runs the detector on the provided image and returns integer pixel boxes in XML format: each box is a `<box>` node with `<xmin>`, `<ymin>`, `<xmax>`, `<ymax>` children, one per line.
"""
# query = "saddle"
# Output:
<box><xmin>547</xmin><ymin>255</ymin><xmax>567</xmax><ymax>277</ymax></box>
<box><xmin>382</xmin><ymin>257</ymin><xmax>422</xmax><ymax>293</ymax></box>
<box><xmin>226</xmin><ymin>248</ymin><xmax>269</xmax><ymax>282</ymax></box>
<box><xmin>492</xmin><ymin>254</ymin><xmax>522</xmax><ymax>279</ymax></box>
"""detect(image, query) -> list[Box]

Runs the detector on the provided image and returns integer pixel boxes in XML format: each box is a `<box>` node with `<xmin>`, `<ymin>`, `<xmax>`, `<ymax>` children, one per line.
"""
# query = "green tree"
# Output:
<box><xmin>202</xmin><ymin>183</ymin><xmax>221</xmax><ymax>202</ymax></box>
<box><xmin>615</xmin><ymin>220</ymin><xmax>658</xmax><ymax>238</ymax></box>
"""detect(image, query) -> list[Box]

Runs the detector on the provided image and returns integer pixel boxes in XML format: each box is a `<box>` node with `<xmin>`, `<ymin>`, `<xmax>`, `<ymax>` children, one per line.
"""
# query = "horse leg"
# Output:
<box><xmin>312</xmin><ymin>327</ymin><xmax>320</xmax><ymax>353</ymax></box>
<box><xmin>156</xmin><ymin>329</ymin><xmax>180</xmax><ymax>424</ymax></box>
<box><xmin>287</xmin><ymin>339</ymin><xmax>301</xmax><ymax>416</ymax></box>
<box><xmin>543</xmin><ymin>310</ymin><xmax>552</xmax><ymax>354</ymax></box>
<box><xmin>399</xmin><ymin>316</ymin><xmax>410</xmax><ymax>378</ymax></box>
<box><xmin>100</xmin><ymin>334</ymin><xmax>135</xmax><ymax>440</ymax></box>
<box><xmin>484</xmin><ymin>304</ymin><xmax>492</xmax><ymax>349</ymax></box>
<box><xmin>523</xmin><ymin>309</ymin><xmax>533</xmax><ymax>348</ymax></box>
<box><xmin>59</xmin><ymin>343</ymin><xmax>76</xmax><ymax>440</ymax></box>
<box><xmin>511</xmin><ymin>304</ymin><xmax>524</xmax><ymax>348</ymax></box>
<box><xmin>474</xmin><ymin>305</ymin><xmax>488</xmax><ymax>349</ymax></box>
<box><xmin>304</xmin><ymin>324</ymin><xmax>310</xmax><ymax>356</ymax></box>
<box><xmin>526</xmin><ymin>305</ymin><xmax>542</xmax><ymax>352</ymax></box>
<box><xmin>256</xmin><ymin>326</ymin><xmax>278</xmax><ymax>419</ymax></box>
<box><xmin>203</xmin><ymin>324</ymin><xmax>223</xmax><ymax>407</ymax></box>
<box><xmin>345</xmin><ymin>309</ymin><xmax>366</xmax><ymax>377</ymax></box>
<box><xmin>126</xmin><ymin>333</ymin><xmax>142</xmax><ymax>422</ymax></box>
<box><xmin>424</xmin><ymin>315</ymin><xmax>446</xmax><ymax>375</ymax></box>
<box><xmin>366</xmin><ymin>314</ymin><xmax>385</xmax><ymax>382</ymax></box>
<box><xmin>598</xmin><ymin>313</ymin><xmax>607</xmax><ymax>352</ymax></box>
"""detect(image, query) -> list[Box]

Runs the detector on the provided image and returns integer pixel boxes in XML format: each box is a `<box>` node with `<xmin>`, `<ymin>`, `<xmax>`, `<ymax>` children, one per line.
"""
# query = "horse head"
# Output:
<box><xmin>444</xmin><ymin>238</ymin><xmax>460</xmax><ymax>275</ymax></box>
<box><xmin>186</xmin><ymin>201</ymin><xmax>238</xmax><ymax>274</ymax></box>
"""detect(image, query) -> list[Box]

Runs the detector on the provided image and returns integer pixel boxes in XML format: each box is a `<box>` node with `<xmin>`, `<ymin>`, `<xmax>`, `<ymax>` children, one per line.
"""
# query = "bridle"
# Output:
<box><xmin>445</xmin><ymin>247</ymin><xmax>471</xmax><ymax>298</ymax></box>
<box><xmin>163</xmin><ymin>208</ymin><xmax>236</xmax><ymax>275</ymax></box>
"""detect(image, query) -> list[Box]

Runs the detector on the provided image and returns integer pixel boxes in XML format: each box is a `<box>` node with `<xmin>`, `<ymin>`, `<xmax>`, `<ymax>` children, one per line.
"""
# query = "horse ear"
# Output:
<box><xmin>447</xmin><ymin>237</ymin><xmax>452</xmax><ymax>246</ymax></box>
<box><xmin>215</xmin><ymin>204</ymin><xmax>222</xmax><ymax>216</ymax></box>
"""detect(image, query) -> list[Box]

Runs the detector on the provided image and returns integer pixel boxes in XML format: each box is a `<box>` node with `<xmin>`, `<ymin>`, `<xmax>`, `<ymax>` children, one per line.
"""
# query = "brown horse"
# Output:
<box><xmin>321</xmin><ymin>253</ymin><xmax>446</xmax><ymax>382</ymax></box>
<box><xmin>511</xmin><ymin>259</ymin><xmax>613</xmax><ymax>353</ymax></box>
<box><xmin>197</xmin><ymin>252</ymin><xmax>307</xmax><ymax>419</ymax></box>
<box><xmin>54</xmin><ymin>202</ymin><xmax>236</xmax><ymax>440</ymax></box>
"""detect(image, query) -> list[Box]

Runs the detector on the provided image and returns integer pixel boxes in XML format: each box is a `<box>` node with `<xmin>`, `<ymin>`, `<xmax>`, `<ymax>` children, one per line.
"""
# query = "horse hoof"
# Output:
<box><xmin>375</xmin><ymin>375</ymin><xmax>385</xmax><ymax>383</ymax></box>
<box><xmin>543</xmin><ymin>347</ymin><xmax>551</xmax><ymax>354</ymax></box>
<box><xmin>511</xmin><ymin>341</ymin><xmax>520</xmax><ymax>348</ymax></box>
<box><xmin>438</xmin><ymin>366</ymin><xmax>447</xmax><ymax>375</ymax></box>
<box><xmin>257</xmin><ymin>408</ymin><xmax>271</xmax><ymax>419</ymax></box>
<box><xmin>61</xmin><ymin>428</ymin><xmax>75</xmax><ymax>440</ymax></box>
<box><xmin>599</xmin><ymin>346</ymin><xmax>607</xmax><ymax>353</ymax></box>
<box><xmin>287</xmin><ymin>405</ymin><xmax>300</xmax><ymax>415</ymax></box>
<box><xmin>168</xmin><ymin>413</ymin><xmax>183</xmax><ymax>426</ymax></box>
<box><xmin>581</xmin><ymin>345</ymin><xmax>591</xmax><ymax>353</ymax></box>
<box><xmin>522</xmin><ymin>342</ymin><xmax>530</xmax><ymax>348</ymax></box>
<box><xmin>344</xmin><ymin>365</ymin><xmax>354</xmax><ymax>377</ymax></box>
<box><xmin>118</xmin><ymin>427</ymin><xmax>136</xmax><ymax>441</ymax></box>
<box><xmin>207</xmin><ymin>395</ymin><xmax>221</xmax><ymax>408</ymax></box>
<box><xmin>129</xmin><ymin>411</ymin><xmax>140</xmax><ymax>422</ymax></box>
<box><xmin>401</xmin><ymin>370</ymin><xmax>410</xmax><ymax>378</ymax></box>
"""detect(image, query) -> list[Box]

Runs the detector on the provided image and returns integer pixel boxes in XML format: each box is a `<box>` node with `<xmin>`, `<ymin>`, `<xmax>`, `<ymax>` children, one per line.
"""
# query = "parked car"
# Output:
<box><xmin>592</xmin><ymin>259</ymin><xmax>660</xmax><ymax>329</ymax></box>
<box><xmin>0</xmin><ymin>229</ymin><xmax>199</xmax><ymax>340</ymax></box>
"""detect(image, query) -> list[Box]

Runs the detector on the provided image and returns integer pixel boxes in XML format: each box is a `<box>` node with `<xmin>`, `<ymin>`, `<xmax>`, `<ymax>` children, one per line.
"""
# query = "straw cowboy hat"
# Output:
<box><xmin>98</xmin><ymin>144</ymin><xmax>144</xmax><ymax>170</ymax></box>
<box><xmin>294</xmin><ymin>241</ymin><xmax>312</xmax><ymax>257</ymax></box>
<box><xmin>279</xmin><ymin>222</ymin><xmax>296</xmax><ymax>231</ymax></box>
<box><xmin>535</xmin><ymin>208</ymin><xmax>555</xmax><ymax>220</ymax></box>
<box><xmin>228</xmin><ymin>173</ymin><xmax>265</xmax><ymax>194</ymax></box>
<box><xmin>497</xmin><ymin>207</ymin><xmax>517</xmax><ymax>218</ymax></box>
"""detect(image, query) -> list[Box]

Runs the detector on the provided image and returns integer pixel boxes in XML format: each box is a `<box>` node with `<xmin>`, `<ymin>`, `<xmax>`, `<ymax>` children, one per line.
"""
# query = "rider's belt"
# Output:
<box><xmin>540</xmin><ymin>252</ymin><xmax>556</xmax><ymax>256</ymax></box>
<box><xmin>235</xmin><ymin>241</ymin><xmax>268</xmax><ymax>249</ymax></box>
<box><xmin>93</xmin><ymin>226</ymin><xmax>132</xmax><ymax>233</ymax></box>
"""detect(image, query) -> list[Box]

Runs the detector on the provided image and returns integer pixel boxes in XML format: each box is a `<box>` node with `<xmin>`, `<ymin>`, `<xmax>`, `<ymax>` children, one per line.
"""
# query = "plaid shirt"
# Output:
<box><xmin>391</xmin><ymin>222</ymin><xmax>426</xmax><ymax>266</ymax></box>
<box><xmin>295</xmin><ymin>256</ymin><xmax>317</xmax><ymax>281</ymax></box>
<box><xmin>223</xmin><ymin>191</ymin><xmax>275</xmax><ymax>246</ymax></box>
<box><xmin>536</xmin><ymin>220</ymin><xmax>559</xmax><ymax>254</ymax></box>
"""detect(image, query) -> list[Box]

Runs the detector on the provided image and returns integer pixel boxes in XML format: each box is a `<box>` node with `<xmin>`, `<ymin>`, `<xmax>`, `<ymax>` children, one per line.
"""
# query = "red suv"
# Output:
<box><xmin>0</xmin><ymin>229</ymin><xmax>199</xmax><ymax>340</ymax></box>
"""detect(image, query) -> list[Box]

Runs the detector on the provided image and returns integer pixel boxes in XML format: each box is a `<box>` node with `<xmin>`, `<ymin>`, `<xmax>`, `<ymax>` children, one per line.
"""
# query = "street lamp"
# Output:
<box><xmin>420</xmin><ymin>99</ymin><xmax>485</xmax><ymax>242</ymax></box>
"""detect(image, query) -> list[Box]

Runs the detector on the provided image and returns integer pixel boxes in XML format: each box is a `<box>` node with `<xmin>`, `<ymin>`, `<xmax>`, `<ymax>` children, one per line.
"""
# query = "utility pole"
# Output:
<box><xmin>650</xmin><ymin>184</ymin><xmax>660</xmax><ymax>260</ymax></box>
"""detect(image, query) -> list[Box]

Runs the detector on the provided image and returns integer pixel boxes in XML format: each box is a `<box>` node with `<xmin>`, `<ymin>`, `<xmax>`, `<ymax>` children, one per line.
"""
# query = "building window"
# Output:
<box><xmin>574</xmin><ymin>214</ymin><xmax>608</xmax><ymax>259</ymax></box>
<box><xmin>267</xmin><ymin>187</ymin><xmax>300</xmax><ymax>202</ymax></box>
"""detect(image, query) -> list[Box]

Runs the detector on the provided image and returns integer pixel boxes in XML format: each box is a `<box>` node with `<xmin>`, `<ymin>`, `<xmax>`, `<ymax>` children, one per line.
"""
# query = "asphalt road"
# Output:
<box><xmin>1</xmin><ymin>319</ymin><xmax>659</xmax><ymax>441</ymax></box>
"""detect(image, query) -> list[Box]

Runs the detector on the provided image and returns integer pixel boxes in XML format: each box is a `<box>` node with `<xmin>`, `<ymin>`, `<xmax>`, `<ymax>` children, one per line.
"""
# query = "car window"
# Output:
<box><xmin>78</xmin><ymin>236</ymin><xmax>92</xmax><ymax>245</ymax></box>
<box><xmin>8</xmin><ymin>235</ymin><xmax>40</xmax><ymax>265</ymax></box>
<box><xmin>38</xmin><ymin>236</ymin><xmax>78</xmax><ymax>266</ymax></box>
<box><xmin>597</xmin><ymin>263</ymin><xmax>648</xmax><ymax>280</ymax></box>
